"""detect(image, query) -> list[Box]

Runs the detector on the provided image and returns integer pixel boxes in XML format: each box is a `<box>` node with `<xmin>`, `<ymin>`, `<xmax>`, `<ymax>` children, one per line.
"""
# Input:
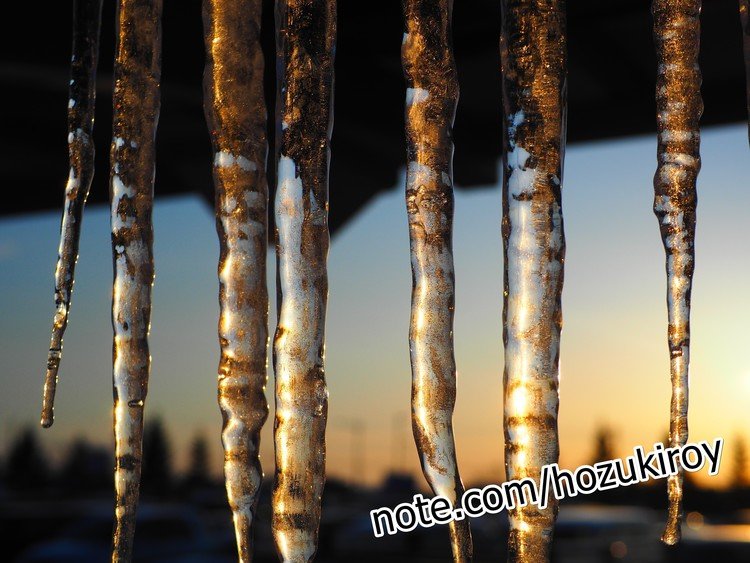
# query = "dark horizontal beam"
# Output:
<box><xmin>1</xmin><ymin>0</ymin><xmax>745</xmax><ymax>235</ymax></box>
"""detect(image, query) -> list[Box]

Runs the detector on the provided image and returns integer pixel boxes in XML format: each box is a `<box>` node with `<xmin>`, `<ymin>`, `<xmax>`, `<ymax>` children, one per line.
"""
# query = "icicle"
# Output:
<box><xmin>740</xmin><ymin>0</ymin><xmax>750</xmax><ymax>144</ymax></box>
<box><xmin>40</xmin><ymin>0</ymin><xmax>104</xmax><ymax>429</ymax></box>
<box><xmin>652</xmin><ymin>0</ymin><xmax>702</xmax><ymax>546</ymax></box>
<box><xmin>110</xmin><ymin>0</ymin><xmax>162</xmax><ymax>560</ymax></box>
<box><xmin>401</xmin><ymin>2</ymin><xmax>472</xmax><ymax>561</ymax></box>
<box><xmin>499</xmin><ymin>1</ymin><xmax>567</xmax><ymax>561</ymax></box>
<box><xmin>272</xmin><ymin>1</ymin><xmax>335</xmax><ymax>561</ymax></box>
<box><xmin>203</xmin><ymin>1</ymin><xmax>270</xmax><ymax>560</ymax></box>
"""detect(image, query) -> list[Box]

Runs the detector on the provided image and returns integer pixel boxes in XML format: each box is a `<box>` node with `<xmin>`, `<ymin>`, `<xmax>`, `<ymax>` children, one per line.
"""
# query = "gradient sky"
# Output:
<box><xmin>1</xmin><ymin>123</ymin><xmax>749</xmax><ymax>488</ymax></box>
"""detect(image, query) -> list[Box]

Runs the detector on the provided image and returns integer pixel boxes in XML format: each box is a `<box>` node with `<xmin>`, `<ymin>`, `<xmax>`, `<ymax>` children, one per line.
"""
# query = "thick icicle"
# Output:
<box><xmin>40</xmin><ymin>0</ymin><xmax>104</xmax><ymax>429</ymax></box>
<box><xmin>499</xmin><ymin>1</ymin><xmax>567</xmax><ymax>561</ymax></box>
<box><xmin>109</xmin><ymin>0</ymin><xmax>163</xmax><ymax>560</ymax></box>
<box><xmin>203</xmin><ymin>0</ymin><xmax>270</xmax><ymax>560</ymax></box>
<box><xmin>272</xmin><ymin>1</ymin><xmax>335</xmax><ymax>561</ymax></box>
<box><xmin>741</xmin><ymin>0</ymin><xmax>750</xmax><ymax>143</ymax></box>
<box><xmin>401</xmin><ymin>1</ymin><xmax>472</xmax><ymax>561</ymax></box>
<box><xmin>652</xmin><ymin>0</ymin><xmax>702</xmax><ymax>546</ymax></box>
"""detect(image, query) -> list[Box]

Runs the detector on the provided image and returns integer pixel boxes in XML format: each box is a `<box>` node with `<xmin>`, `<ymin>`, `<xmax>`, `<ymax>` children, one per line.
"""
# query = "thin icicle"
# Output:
<box><xmin>272</xmin><ymin>1</ymin><xmax>335</xmax><ymax>561</ymax></box>
<box><xmin>652</xmin><ymin>0</ymin><xmax>702</xmax><ymax>546</ymax></box>
<box><xmin>203</xmin><ymin>0</ymin><xmax>270</xmax><ymax>560</ymax></box>
<box><xmin>740</xmin><ymin>0</ymin><xmax>750</xmax><ymax>144</ymax></box>
<box><xmin>499</xmin><ymin>1</ymin><xmax>567</xmax><ymax>561</ymax></box>
<box><xmin>41</xmin><ymin>0</ymin><xmax>103</xmax><ymax>429</ymax></box>
<box><xmin>110</xmin><ymin>0</ymin><xmax>162</xmax><ymax>560</ymax></box>
<box><xmin>401</xmin><ymin>1</ymin><xmax>472</xmax><ymax>561</ymax></box>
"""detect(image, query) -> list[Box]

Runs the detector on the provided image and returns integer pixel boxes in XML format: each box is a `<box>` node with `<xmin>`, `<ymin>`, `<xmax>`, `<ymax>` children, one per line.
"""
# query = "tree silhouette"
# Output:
<box><xmin>141</xmin><ymin>417</ymin><xmax>172</xmax><ymax>495</ymax></box>
<box><xmin>190</xmin><ymin>436</ymin><xmax>209</xmax><ymax>479</ymax></box>
<box><xmin>58</xmin><ymin>437</ymin><xmax>111</xmax><ymax>492</ymax></box>
<box><xmin>5</xmin><ymin>427</ymin><xmax>50</xmax><ymax>490</ymax></box>
<box><xmin>183</xmin><ymin>434</ymin><xmax>211</xmax><ymax>489</ymax></box>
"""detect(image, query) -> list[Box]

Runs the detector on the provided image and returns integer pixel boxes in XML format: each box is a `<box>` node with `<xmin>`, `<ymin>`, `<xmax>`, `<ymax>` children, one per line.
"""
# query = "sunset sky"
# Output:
<box><xmin>1</xmin><ymin>123</ymin><xmax>749</xmax><ymax>489</ymax></box>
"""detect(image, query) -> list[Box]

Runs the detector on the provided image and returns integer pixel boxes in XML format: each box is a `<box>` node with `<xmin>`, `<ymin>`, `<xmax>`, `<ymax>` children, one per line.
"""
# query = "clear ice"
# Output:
<box><xmin>203</xmin><ymin>0</ymin><xmax>270</xmax><ymax>560</ymax></box>
<box><xmin>740</xmin><ymin>0</ymin><xmax>750</xmax><ymax>144</ymax></box>
<box><xmin>652</xmin><ymin>0</ymin><xmax>702</xmax><ymax>546</ymax></box>
<box><xmin>41</xmin><ymin>0</ymin><xmax>103</xmax><ymax>429</ymax></box>
<box><xmin>401</xmin><ymin>1</ymin><xmax>472</xmax><ymax>560</ymax></box>
<box><xmin>109</xmin><ymin>0</ymin><xmax>163</xmax><ymax>559</ymax></box>
<box><xmin>272</xmin><ymin>1</ymin><xmax>336</xmax><ymax>561</ymax></box>
<box><xmin>499</xmin><ymin>1</ymin><xmax>567</xmax><ymax>561</ymax></box>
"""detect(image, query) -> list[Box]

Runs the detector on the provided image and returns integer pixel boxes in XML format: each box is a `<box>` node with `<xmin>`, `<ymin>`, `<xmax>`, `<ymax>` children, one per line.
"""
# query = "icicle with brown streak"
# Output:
<box><xmin>272</xmin><ymin>1</ymin><xmax>335</xmax><ymax>561</ymax></box>
<box><xmin>402</xmin><ymin>0</ymin><xmax>472</xmax><ymax>560</ymax></box>
<box><xmin>109</xmin><ymin>0</ymin><xmax>162</xmax><ymax>560</ymax></box>
<box><xmin>740</xmin><ymin>0</ymin><xmax>750</xmax><ymax>143</ymax></box>
<box><xmin>499</xmin><ymin>1</ymin><xmax>567</xmax><ymax>561</ymax></box>
<box><xmin>203</xmin><ymin>0</ymin><xmax>270</xmax><ymax>560</ymax></box>
<box><xmin>652</xmin><ymin>0</ymin><xmax>702</xmax><ymax>546</ymax></box>
<box><xmin>41</xmin><ymin>0</ymin><xmax>103</xmax><ymax>429</ymax></box>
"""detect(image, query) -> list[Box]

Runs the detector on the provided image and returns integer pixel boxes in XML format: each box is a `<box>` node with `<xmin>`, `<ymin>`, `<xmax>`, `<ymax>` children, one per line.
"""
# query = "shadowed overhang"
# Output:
<box><xmin>1</xmin><ymin>0</ymin><xmax>744</xmax><ymax>234</ymax></box>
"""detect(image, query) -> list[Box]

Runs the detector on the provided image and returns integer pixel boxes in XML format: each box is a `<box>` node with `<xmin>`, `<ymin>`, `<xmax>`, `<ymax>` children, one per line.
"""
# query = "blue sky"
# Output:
<box><xmin>1</xmin><ymin>123</ymin><xmax>749</xmax><ymax>487</ymax></box>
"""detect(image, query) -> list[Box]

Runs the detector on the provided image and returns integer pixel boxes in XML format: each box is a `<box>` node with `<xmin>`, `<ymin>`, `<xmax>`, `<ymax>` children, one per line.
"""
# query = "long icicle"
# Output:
<box><xmin>401</xmin><ymin>1</ymin><xmax>472</xmax><ymax>561</ymax></box>
<box><xmin>41</xmin><ymin>0</ymin><xmax>104</xmax><ymax>429</ymax></box>
<box><xmin>110</xmin><ymin>0</ymin><xmax>163</xmax><ymax>559</ymax></box>
<box><xmin>652</xmin><ymin>0</ymin><xmax>702</xmax><ymax>546</ymax></box>
<box><xmin>740</xmin><ymin>0</ymin><xmax>750</xmax><ymax>144</ymax></box>
<box><xmin>203</xmin><ymin>0</ymin><xmax>270</xmax><ymax>560</ymax></box>
<box><xmin>272</xmin><ymin>1</ymin><xmax>335</xmax><ymax>561</ymax></box>
<box><xmin>499</xmin><ymin>1</ymin><xmax>567</xmax><ymax>561</ymax></box>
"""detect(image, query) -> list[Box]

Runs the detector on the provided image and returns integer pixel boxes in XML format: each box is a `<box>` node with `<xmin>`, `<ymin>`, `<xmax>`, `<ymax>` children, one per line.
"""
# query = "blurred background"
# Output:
<box><xmin>2</xmin><ymin>0</ymin><xmax>750</xmax><ymax>561</ymax></box>
<box><xmin>2</xmin><ymin>124</ymin><xmax>750</xmax><ymax>561</ymax></box>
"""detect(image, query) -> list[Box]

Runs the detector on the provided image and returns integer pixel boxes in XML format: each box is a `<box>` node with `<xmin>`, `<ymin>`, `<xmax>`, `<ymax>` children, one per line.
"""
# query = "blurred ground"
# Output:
<box><xmin>2</xmin><ymin>427</ymin><xmax>750</xmax><ymax>562</ymax></box>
